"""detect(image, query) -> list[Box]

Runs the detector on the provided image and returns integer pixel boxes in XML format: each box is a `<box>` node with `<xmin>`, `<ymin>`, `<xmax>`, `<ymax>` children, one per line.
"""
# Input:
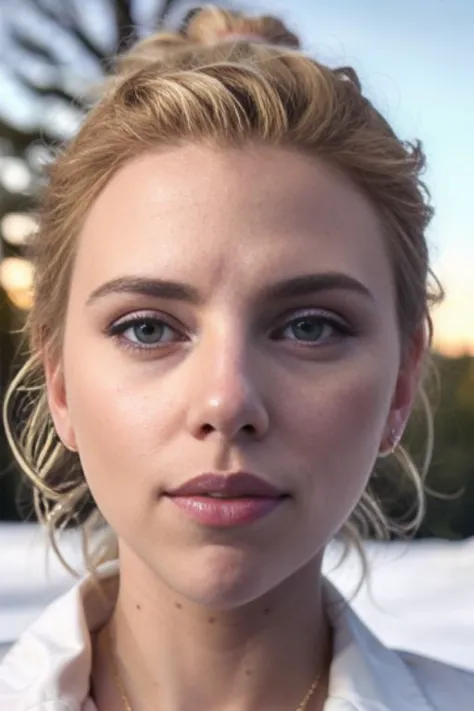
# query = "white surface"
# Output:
<box><xmin>325</xmin><ymin>537</ymin><xmax>474</xmax><ymax>671</ymax></box>
<box><xmin>0</xmin><ymin>524</ymin><xmax>473</xmax><ymax>670</ymax></box>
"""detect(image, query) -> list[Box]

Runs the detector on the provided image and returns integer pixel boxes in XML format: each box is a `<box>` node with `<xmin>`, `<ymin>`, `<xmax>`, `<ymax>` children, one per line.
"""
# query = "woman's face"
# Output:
<box><xmin>47</xmin><ymin>145</ymin><xmax>422</xmax><ymax>607</ymax></box>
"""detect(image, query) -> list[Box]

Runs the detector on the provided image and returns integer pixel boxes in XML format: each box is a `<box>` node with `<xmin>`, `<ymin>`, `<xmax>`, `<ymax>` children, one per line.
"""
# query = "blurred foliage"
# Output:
<box><xmin>2</xmin><ymin>0</ymin><xmax>180</xmax><ymax>132</ymax></box>
<box><xmin>0</xmin><ymin>0</ymin><xmax>194</xmax><ymax>518</ymax></box>
<box><xmin>371</xmin><ymin>353</ymin><xmax>474</xmax><ymax>540</ymax></box>
<box><xmin>0</xmin><ymin>0</ymin><xmax>191</xmax><ymax>209</ymax></box>
<box><xmin>416</xmin><ymin>355</ymin><xmax>474</xmax><ymax>539</ymax></box>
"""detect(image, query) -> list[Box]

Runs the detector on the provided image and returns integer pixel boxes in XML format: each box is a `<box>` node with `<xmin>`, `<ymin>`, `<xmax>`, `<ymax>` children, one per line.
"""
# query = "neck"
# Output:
<box><xmin>92</xmin><ymin>551</ymin><xmax>331</xmax><ymax>711</ymax></box>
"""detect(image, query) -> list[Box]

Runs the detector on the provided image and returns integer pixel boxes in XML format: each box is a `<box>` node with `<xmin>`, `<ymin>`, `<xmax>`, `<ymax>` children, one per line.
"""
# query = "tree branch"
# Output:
<box><xmin>10</xmin><ymin>67</ymin><xmax>85</xmax><ymax>110</ymax></box>
<box><xmin>9</xmin><ymin>29</ymin><xmax>57</xmax><ymax>67</ymax></box>
<box><xmin>114</xmin><ymin>0</ymin><xmax>138</xmax><ymax>55</ymax></box>
<box><xmin>25</xmin><ymin>0</ymin><xmax>106</xmax><ymax>63</ymax></box>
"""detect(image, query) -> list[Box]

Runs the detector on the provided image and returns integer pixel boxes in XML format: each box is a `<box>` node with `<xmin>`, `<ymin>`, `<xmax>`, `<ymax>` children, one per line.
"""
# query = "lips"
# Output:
<box><xmin>165</xmin><ymin>472</ymin><xmax>286</xmax><ymax>499</ymax></box>
<box><xmin>163</xmin><ymin>473</ymin><xmax>288</xmax><ymax>527</ymax></box>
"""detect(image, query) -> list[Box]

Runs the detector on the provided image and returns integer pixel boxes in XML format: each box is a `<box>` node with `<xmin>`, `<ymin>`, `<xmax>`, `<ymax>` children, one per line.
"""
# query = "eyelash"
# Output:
<box><xmin>272</xmin><ymin>309</ymin><xmax>355</xmax><ymax>346</ymax></box>
<box><xmin>106</xmin><ymin>311</ymin><xmax>186</xmax><ymax>352</ymax></box>
<box><xmin>106</xmin><ymin>309</ymin><xmax>355</xmax><ymax>353</ymax></box>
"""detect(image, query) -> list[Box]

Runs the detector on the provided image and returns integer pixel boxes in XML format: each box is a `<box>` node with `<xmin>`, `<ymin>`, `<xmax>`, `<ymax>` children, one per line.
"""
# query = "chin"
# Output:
<box><xmin>160</xmin><ymin>542</ymin><xmax>277</xmax><ymax>610</ymax></box>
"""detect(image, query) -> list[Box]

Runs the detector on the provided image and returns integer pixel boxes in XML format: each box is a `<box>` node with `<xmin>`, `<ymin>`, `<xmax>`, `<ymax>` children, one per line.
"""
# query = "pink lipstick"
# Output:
<box><xmin>164</xmin><ymin>473</ymin><xmax>288</xmax><ymax>527</ymax></box>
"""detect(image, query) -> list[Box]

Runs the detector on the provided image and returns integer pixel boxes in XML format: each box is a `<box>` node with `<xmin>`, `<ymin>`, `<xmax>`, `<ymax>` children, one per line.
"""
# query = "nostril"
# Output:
<box><xmin>199</xmin><ymin>422</ymin><xmax>257</xmax><ymax>437</ymax></box>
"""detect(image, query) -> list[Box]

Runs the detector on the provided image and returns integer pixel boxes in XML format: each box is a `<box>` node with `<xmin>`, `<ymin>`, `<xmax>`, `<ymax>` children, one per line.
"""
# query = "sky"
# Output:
<box><xmin>0</xmin><ymin>0</ymin><xmax>472</xmax><ymax>354</ymax></box>
<box><xmin>267</xmin><ymin>0</ymin><xmax>474</xmax><ymax>354</ymax></box>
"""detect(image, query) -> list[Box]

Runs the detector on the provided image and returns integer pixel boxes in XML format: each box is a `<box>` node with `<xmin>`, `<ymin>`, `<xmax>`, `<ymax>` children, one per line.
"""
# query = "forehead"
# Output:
<box><xmin>73</xmin><ymin>144</ymin><xmax>394</xmax><ymax>304</ymax></box>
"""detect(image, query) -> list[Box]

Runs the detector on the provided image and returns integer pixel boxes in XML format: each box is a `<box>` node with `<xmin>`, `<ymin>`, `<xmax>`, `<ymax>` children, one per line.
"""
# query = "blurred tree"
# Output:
<box><xmin>422</xmin><ymin>355</ymin><xmax>474</xmax><ymax>539</ymax></box>
<box><xmin>0</xmin><ymin>0</ymin><xmax>194</xmax><ymax>256</ymax></box>
<box><xmin>1</xmin><ymin>0</ymin><xmax>184</xmax><ymax>140</ymax></box>
<box><xmin>0</xmin><ymin>0</ymin><xmax>195</xmax><ymax>519</ymax></box>
<box><xmin>373</xmin><ymin>353</ymin><xmax>474</xmax><ymax>541</ymax></box>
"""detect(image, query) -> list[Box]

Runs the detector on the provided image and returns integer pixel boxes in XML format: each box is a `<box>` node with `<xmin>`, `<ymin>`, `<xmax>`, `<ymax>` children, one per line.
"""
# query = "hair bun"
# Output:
<box><xmin>113</xmin><ymin>4</ymin><xmax>300</xmax><ymax>79</ymax></box>
<box><xmin>180</xmin><ymin>5</ymin><xmax>300</xmax><ymax>48</ymax></box>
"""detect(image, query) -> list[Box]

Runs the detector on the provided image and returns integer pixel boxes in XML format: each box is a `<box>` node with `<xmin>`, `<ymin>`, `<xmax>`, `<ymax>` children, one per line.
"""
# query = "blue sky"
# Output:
<box><xmin>276</xmin><ymin>0</ymin><xmax>473</xmax><ymax>261</ymax></box>
<box><xmin>0</xmin><ymin>0</ymin><xmax>472</xmax><ymax>350</ymax></box>
<box><xmin>269</xmin><ymin>0</ymin><xmax>473</xmax><ymax>351</ymax></box>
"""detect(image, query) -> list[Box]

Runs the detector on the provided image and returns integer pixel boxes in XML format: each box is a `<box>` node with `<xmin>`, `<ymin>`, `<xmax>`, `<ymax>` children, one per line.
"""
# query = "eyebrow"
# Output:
<box><xmin>261</xmin><ymin>272</ymin><xmax>374</xmax><ymax>302</ymax></box>
<box><xmin>86</xmin><ymin>272</ymin><xmax>374</xmax><ymax>306</ymax></box>
<box><xmin>87</xmin><ymin>277</ymin><xmax>201</xmax><ymax>305</ymax></box>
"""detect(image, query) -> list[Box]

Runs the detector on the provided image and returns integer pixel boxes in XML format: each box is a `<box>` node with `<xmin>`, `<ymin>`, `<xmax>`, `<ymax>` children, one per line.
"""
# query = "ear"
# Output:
<box><xmin>43</xmin><ymin>350</ymin><xmax>77</xmax><ymax>452</ymax></box>
<box><xmin>380</xmin><ymin>324</ymin><xmax>427</xmax><ymax>452</ymax></box>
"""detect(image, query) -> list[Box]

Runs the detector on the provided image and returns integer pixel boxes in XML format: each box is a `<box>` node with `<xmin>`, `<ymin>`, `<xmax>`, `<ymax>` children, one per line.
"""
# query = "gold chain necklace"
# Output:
<box><xmin>103</xmin><ymin>623</ymin><xmax>323</xmax><ymax>711</ymax></box>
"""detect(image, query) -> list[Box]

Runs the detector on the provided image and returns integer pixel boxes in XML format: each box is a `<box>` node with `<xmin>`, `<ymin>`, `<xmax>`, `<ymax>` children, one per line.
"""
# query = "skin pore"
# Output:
<box><xmin>45</xmin><ymin>144</ymin><xmax>423</xmax><ymax>711</ymax></box>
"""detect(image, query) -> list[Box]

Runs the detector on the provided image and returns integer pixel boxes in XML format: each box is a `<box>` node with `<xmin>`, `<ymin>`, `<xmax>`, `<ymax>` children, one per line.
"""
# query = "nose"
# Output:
<box><xmin>185</xmin><ymin>334</ymin><xmax>269</xmax><ymax>442</ymax></box>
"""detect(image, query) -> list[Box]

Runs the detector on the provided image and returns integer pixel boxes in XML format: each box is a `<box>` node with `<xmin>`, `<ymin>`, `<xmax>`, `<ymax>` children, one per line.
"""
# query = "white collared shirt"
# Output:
<box><xmin>0</xmin><ymin>563</ymin><xmax>473</xmax><ymax>710</ymax></box>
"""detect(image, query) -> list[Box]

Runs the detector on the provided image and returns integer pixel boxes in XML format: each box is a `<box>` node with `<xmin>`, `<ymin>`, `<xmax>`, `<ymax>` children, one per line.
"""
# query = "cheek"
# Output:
<box><xmin>277</xmin><ymin>351</ymin><xmax>396</xmax><ymax>519</ymax></box>
<box><xmin>282</xmin><ymin>355</ymin><xmax>393</xmax><ymax>443</ymax></box>
<box><xmin>61</xmin><ymin>340</ymin><xmax>177</xmax><ymax>520</ymax></box>
<box><xmin>63</xmin><ymin>304</ymin><xmax>178</xmax><ymax>444</ymax></box>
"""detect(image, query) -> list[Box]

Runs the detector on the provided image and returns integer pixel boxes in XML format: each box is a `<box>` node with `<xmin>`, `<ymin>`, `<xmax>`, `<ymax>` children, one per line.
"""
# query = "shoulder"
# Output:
<box><xmin>325</xmin><ymin>580</ymin><xmax>474</xmax><ymax>710</ymax></box>
<box><xmin>399</xmin><ymin>650</ymin><xmax>474</xmax><ymax>710</ymax></box>
<box><xmin>0</xmin><ymin>567</ymin><xmax>118</xmax><ymax>711</ymax></box>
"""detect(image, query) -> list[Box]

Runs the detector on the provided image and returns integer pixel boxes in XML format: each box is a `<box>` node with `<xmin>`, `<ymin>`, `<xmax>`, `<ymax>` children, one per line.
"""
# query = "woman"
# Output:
<box><xmin>1</xmin><ymin>5</ymin><xmax>473</xmax><ymax>710</ymax></box>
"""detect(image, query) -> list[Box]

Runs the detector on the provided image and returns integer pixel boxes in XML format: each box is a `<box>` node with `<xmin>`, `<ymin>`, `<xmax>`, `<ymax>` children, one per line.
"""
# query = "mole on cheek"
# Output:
<box><xmin>208</xmin><ymin>616</ymin><xmax>216</xmax><ymax>624</ymax></box>
<box><xmin>175</xmin><ymin>602</ymin><xmax>183</xmax><ymax>610</ymax></box>
<box><xmin>136</xmin><ymin>604</ymin><xmax>141</xmax><ymax>611</ymax></box>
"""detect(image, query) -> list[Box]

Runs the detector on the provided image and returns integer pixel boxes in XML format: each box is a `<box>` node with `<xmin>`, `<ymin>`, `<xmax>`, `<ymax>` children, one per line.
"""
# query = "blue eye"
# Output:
<box><xmin>287</xmin><ymin>317</ymin><xmax>328</xmax><ymax>342</ymax></box>
<box><xmin>275</xmin><ymin>313</ymin><xmax>351</xmax><ymax>344</ymax></box>
<box><xmin>108</xmin><ymin>316</ymin><xmax>182</xmax><ymax>349</ymax></box>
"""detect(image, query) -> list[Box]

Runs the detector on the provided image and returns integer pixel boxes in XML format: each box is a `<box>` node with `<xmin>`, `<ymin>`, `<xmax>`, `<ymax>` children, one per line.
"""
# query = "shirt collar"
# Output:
<box><xmin>0</xmin><ymin>562</ymin><xmax>432</xmax><ymax>711</ymax></box>
<box><xmin>324</xmin><ymin>581</ymin><xmax>432</xmax><ymax>710</ymax></box>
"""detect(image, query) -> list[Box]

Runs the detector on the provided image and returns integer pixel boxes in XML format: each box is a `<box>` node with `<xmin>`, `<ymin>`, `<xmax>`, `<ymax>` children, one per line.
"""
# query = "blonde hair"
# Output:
<box><xmin>3</xmin><ymin>5</ymin><xmax>443</xmax><ymax>576</ymax></box>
